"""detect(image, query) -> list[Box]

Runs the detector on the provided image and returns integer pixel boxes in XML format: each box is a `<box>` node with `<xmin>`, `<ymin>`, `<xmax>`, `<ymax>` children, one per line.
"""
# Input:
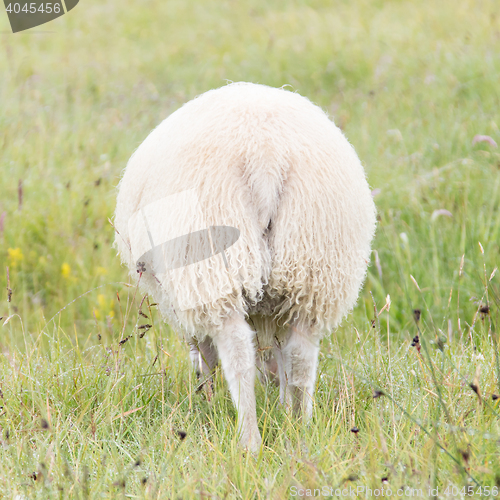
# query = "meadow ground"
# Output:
<box><xmin>1</xmin><ymin>0</ymin><xmax>500</xmax><ymax>497</ymax></box>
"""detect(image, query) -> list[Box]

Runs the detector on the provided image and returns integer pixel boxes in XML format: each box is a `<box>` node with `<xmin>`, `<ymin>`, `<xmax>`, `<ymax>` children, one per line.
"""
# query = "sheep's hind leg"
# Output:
<box><xmin>212</xmin><ymin>313</ymin><xmax>261</xmax><ymax>452</ymax></box>
<box><xmin>272</xmin><ymin>345</ymin><xmax>287</xmax><ymax>406</ymax></box>
<box><xmin>280</xmin><ymin>326</ymin><xmax>320</xmax><ymax>421</ymax></box>
<box><xmin>256</xmin><ymin>354</ymin><xmax>279</xmax><ymax>386</ymax></box>
<box><xmin>189</xmin><ymin>338</ymin><xmax>218</xmax><ymax>397</ymax></box>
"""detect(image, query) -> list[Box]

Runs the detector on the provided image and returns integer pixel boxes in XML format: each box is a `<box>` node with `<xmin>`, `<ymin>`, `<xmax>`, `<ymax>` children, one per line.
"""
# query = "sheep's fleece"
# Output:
<box><xmin>114</xmin><ymin>82</ymin><xmax>376</xmax><ymax>451</ymax></box>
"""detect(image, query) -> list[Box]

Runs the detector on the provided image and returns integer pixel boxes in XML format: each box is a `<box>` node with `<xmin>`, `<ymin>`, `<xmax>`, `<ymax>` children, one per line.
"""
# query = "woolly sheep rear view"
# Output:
<box><xmin>114</xmin><ymin>82</ymin><xmax>377</xmax><ymax>452</ymax></box>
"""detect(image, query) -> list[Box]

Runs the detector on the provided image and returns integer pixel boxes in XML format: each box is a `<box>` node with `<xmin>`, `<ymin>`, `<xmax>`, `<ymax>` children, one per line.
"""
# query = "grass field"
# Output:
<box><xmin>1</xmin><ymin>0</ymin><xmax>500</xmax><ymax>497</ymax></box>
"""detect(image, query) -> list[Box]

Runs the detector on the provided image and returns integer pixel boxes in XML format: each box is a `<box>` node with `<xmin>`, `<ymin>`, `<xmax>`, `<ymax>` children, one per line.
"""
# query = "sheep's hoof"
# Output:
<box><xmin>240</xmin><ymin>431</ymin><xmax>262</xmax><ymax>454</ymax></box>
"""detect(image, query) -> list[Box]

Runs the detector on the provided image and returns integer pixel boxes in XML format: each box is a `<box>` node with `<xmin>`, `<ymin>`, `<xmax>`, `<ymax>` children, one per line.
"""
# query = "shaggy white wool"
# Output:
<box><xmin>114</xmin><ymin>82</ymin><xmax>376</xmax><ymax>451</ymax></box>
<box><xmin>114</xmin><ymin>82</ymin><xmax>376</xmax><ymax>340</ymax></box>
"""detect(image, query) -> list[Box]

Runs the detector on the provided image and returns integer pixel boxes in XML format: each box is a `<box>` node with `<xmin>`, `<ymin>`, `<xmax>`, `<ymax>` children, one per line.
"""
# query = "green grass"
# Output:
<box><xmin>1</xmin><ymin>0</ymin><xmax>500</xmax><ymax>497</ymax></box>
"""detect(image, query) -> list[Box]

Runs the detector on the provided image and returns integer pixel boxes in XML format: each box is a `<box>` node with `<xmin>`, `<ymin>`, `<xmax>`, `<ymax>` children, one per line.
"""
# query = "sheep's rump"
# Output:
<box><xmin>114</xmin><ymin>82</ymin><xmax>376</xmax><ymax>338</ymax></box>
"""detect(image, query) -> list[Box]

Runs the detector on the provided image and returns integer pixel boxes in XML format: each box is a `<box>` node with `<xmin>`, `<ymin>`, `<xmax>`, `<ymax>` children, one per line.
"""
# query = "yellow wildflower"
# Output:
<box><xmin>7</xmin><ymin>248</ymin><xmax>24</xmax><ymax>267</ymax></box>
<box><xmin>61</xmin><ymin>262</ymin><xmax>71</xmax><ymax>278</ymax></box>
<box><xmin>97</xmin><ymin>294</ymin><xmax>107</xmax><ymax>308</ymax></box>
<box><xmin>95</xmin><ymin>294</ymin><xmax>114</xmax><ymax>320</ymax></box>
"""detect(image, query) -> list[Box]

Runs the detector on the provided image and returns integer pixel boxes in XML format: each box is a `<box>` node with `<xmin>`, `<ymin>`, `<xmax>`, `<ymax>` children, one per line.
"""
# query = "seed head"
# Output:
<box><xmin>460</xmin><ymin>449</ymin><xmax>470</xmax><ymax>463</ymax></box>
<box><xmin>413</xmin><ymin>309</ymin><xmax>421</xmax><ymax>322</ymax></box>
<box><xmin>479</xmin><ymin>304</ymin><xmax>490</xmax><ymax>315</ymax></box>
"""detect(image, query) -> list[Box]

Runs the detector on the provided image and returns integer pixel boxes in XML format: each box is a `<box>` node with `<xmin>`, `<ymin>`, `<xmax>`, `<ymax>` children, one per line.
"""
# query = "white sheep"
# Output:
<box><xmin>114</xmin><ymin>82</ymin><xmax>376</xmax><ymax>452</ymax></box>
